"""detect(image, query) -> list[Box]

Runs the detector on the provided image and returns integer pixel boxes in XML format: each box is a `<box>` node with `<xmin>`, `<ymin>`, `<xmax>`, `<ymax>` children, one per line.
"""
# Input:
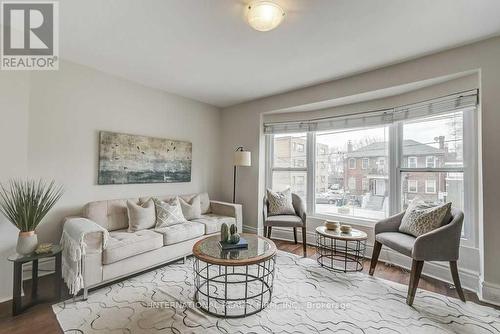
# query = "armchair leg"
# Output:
<box><xmin>263</xmin><ymin>226</ymin><xmax>268</xmax><ymax>237</ymax></box>
<box><xmin>267</xmin><ymin>226</ymin><xmax>272</xmax><ymax>239</ymax></box>
<box><xmin>293</xmin><ymin>228</ymin><xmax>298</xmax><ymax>244</ymax></box>
<box><xmin>301</xmin><ymin>227</ymin><xmax>307</xmax><ymax>257</ymax></box>
<box><xmin>407</xmin><ymin>260</ymin><xmax>424</xmax><ymax>306</ymax></box>
<box><xmin>369</xmin><ymin>241</ymin><xmax>382</xmax><ymax>276</ymax></box>
<box><xmin>450</xmin><ymin>261</ymin><xmax>466</xmax><ymax>302</ymax></box>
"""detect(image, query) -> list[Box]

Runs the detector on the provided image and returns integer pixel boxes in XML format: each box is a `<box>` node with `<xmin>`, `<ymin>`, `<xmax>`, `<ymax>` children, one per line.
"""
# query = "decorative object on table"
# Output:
<box><xmin>316</xmin><ymin>226</ymin><xmax>368</xmax><ymax>273</ymax></box>
<box><xmin>340</xmin><ymin>224</ymin><xmax>352</xmax><ymax>234</ymax></box>
<box><xmin>219</xmin><ymin>223</ymin><xmax>247</xmax><ymax>249</ymax></box>
<box><xmin>220</xmin><ymin>223</ymin><xmax>230</xmax><ymax>242</ymax></box>
<box><xmin>370</xmin><ymin>207</ymin><xmax>465</xmax><ymax>306</ymax></box>
<box><xmin>35</xmin><ymin>242</ymin><xmax>53</xmax><ymax>254</ymax></box>
<box><xmin>8</xmin><ymin>244</ymin><xmax>62</xmax><ymax>315</ymax></box>
<box><xmin>98</xmin><ymin>131</ymin><xmax>192</xmax><ymax>185</ymax></box>
<box><xmin>0</xmin><ymin>179</ymin><xmax>63</xmax><ymax>255</ymax></box>
<box><xmin>232</xmin><ymin>146</ymin><xmax>251</xmax><ymax>203</ymax></box>
<box><xmin>193</xmin><ymin>233</ymin><xmax>276</xmax><ymax>318</ymax></box>
<box><xmin>324</xmin><ymin>220</ymin><xmax>340</xmax><ymax>230</ymax></box>
<box><xmin>263</xmin><ymin>191</ymin><xmax>307</xmax><ymax>256</ymax></box>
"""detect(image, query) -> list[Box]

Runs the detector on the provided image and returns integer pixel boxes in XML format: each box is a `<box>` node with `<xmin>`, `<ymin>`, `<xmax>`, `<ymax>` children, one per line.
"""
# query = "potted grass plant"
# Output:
<box><xmin>0</xmin><ymin>179</ymin><xmax>63</xmax><ymax>255</ymax></box>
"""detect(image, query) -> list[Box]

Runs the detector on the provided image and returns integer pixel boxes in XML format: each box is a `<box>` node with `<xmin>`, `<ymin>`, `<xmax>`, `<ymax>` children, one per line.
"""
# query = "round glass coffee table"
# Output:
<box><xmin>192</xmin><ymin>233</ymin><xmax>276</xmax><ymax>318</ymax></box>
<box><xmin>315</xmin><ymin>226</ymin><xmax>368</xmax><ymax>273</ymax></box>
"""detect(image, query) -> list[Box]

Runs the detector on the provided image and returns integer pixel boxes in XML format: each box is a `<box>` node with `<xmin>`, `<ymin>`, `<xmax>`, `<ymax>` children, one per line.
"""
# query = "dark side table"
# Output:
<box><xmin>8</xmin><ymin>244</ymin><xmax>62</xmax><ymax>316</ymax></box>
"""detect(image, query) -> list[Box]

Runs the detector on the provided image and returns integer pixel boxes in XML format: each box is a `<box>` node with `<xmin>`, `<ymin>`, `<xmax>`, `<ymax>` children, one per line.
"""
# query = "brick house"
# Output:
<box><xmin>344</xmin><ymin>137</ymin><xmax>449</xmax><ymax>209</ymax></box>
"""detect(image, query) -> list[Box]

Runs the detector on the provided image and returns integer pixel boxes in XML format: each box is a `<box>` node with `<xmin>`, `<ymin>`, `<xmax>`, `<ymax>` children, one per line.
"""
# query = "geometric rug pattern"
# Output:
<box><xmin>53</xmin><ymin>251</ymin><xmax>500</xmax><ymax>333</ymax></box>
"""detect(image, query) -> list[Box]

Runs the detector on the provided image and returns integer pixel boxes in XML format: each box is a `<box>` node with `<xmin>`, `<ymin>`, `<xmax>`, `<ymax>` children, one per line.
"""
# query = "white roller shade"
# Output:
<box><xmin>263</xmin><ymin>90</ymin><xmax>478</xmax><ymax>134</ymax></box>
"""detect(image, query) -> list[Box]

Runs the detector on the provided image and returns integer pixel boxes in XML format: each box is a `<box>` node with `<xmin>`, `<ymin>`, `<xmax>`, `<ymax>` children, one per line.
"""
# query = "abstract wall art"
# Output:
<box><xmin>98</xmin><ymin>131</ymin><xmax>192</xmax><ymax>184</ymax></box>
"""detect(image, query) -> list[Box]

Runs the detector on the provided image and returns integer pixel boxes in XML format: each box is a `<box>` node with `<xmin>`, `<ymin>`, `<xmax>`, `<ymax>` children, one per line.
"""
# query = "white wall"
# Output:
<box><xmin>0</xmin><ymin>72</ymin><xmax>30</xmax><ymax>302</ymax></box>
<box><xmin>220</xmin><ymin>36</ymin><xmax>500</xmax><ymax>305</ymax></box>
<box><xmin>0</xmin><ymin>61</ymin><xmax>222</xmax><ymax>301</ymax></box>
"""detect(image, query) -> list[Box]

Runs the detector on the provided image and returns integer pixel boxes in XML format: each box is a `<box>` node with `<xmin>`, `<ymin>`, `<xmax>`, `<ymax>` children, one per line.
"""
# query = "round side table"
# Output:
<box><xmin>315</xmin><ymin>226</ymin><xmax>368</xmax><ymax>273</ymax></box>
<box><xmin>192</xmin><ymin>233</ymin><xmax>277</xmax><ymax>318</ymax></box>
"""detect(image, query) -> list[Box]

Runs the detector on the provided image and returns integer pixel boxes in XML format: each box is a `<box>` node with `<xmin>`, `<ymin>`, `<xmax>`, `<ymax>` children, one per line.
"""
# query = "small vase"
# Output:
<box><xmin>16</xmin><ymin>231</ymin><xmax>38</xmax><ymax>255</ymax></box>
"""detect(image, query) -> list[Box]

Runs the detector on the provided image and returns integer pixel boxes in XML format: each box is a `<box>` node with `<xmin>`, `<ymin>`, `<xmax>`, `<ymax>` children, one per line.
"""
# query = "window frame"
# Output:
<box><xmin>425</xmin><ymin>179</ymin><xmax>437</xmax><ymax>194</ymax></box>
<box><xmin>362</xmin><ymin>158</ymin><xmax>369</xmax><ymax>170</ymax></box>
<box><xmin>426</xmin><ymin>156</ymin><xmax>436</xmax><ymax>168</ymax></box>
<box><xmin>265</xmin><ymin>108</ymin><xmax>477</xmax><ymax>244</ymax></box>
<box><xmin>408</xmin><ymin>179</ymin><xmax>418</xmax><ymax>193</ymax></box>
<box><xmin>408</xmin><ymin>156</ymin><xmax>418</xmax><ymax>168</ymax></box>
<box><xmin>348</xmin><ymin>158</ymin><xmax>356</xmax><ymax>169</ymax></box>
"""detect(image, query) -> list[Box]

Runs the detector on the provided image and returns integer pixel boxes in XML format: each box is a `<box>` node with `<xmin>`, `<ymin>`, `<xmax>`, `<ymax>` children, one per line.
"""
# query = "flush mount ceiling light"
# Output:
<box><xmin>247</xmin><ymin>1</ymin><xmax>285</xmax><ymax>32</ymax></box>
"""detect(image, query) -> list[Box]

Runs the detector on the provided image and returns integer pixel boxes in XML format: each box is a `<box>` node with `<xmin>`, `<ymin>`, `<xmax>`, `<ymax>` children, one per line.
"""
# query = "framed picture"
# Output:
<box><xmin>98</xmin><ymin>131</ymin><xmax>192</xmax><ymax>184</ymax></box>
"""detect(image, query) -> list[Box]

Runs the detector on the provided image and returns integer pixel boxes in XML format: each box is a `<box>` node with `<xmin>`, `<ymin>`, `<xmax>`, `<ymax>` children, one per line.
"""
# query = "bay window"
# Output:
<box><xmin>264</xmin><ymin>90</ymin><xmax>478</xmax><ymax>240</ymax></box>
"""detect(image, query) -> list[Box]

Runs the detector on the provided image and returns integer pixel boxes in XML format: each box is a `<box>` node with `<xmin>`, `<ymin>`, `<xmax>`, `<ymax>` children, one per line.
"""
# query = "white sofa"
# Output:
<box><xmin>64</xmin><ymin>192</ymin><xmax>242</xmax><ymax>295</ymax></box>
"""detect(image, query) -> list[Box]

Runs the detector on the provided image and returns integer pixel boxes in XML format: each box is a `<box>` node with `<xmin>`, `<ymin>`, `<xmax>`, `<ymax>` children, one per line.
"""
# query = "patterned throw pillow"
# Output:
<box><xmin>266</xmin><ymin>188</ymin><xmax>296</xmax><ymax>216</ymax></box>
<box><xmin>127</xmin><ymin>199</ymin><xmax>156</xmax><ymax>232</ymax></box>
<box><xmin>399</xmin><ymin>198</ymin><xmax>451</xmax><ymax>237</ymax></box>
<box><xmin>153</xmin><ymin>197</ymin><xmax>187</xmax><ymax>228</ymax></box>
<box><xmin>178</xmin><ymin>195</ymin><xmax>202</xmax><ymax>220</ymax></box>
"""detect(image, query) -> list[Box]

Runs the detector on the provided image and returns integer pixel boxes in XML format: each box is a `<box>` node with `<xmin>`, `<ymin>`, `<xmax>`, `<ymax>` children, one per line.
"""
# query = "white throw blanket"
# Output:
<box><xmin>60</xmin><ymin>218</ymin><xmax>109</xmax><ymax>295</ymax></box>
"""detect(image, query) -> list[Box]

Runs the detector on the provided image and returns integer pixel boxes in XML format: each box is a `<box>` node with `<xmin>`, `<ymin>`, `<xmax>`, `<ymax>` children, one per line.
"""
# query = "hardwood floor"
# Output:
<box><xmin>0</xmin><ymin>239</ymin><xmax>497</xmax><ymax>333</ymax></box>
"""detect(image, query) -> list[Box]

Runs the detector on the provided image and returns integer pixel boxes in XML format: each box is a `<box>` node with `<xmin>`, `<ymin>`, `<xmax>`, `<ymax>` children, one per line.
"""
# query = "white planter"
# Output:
<box><xmin>16</xmin><ymin>231</ymin><xmax>38</xmax><ymax>255</ymax></box>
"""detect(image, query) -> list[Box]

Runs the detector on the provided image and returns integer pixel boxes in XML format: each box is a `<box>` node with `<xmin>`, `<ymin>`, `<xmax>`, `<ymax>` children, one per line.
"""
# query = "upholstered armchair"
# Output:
<box><xmin>263</xmin><ymin>193</ymin><xmax>307</xmax><ymax>256</ymax></box>
<box><xmin>369</xmin><ymin>208</ymin><xmax>466</xmax><ymax>305</ymax></box>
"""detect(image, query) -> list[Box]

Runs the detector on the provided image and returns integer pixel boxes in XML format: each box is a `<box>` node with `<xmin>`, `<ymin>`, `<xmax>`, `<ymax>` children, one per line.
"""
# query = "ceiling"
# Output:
<box><xmin>59</xmin><ymin>0</ymin><xmax>500</xmax><ymax>108</ymax></box>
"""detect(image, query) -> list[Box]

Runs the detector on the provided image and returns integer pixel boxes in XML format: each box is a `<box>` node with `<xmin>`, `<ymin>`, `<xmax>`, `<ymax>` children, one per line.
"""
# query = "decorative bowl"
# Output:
<box><xmin>324</xmin><ymin>220</ymin><xmax>340</xmax><ymax>230</ymax></box>
<box><xmin>340</xmin><ymin>225</ymin><xmax>352</xmax><ymax>233</ymax></box>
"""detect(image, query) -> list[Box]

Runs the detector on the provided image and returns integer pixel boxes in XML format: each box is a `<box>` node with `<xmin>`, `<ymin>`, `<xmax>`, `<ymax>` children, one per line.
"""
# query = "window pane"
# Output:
<box><xmin>272</xmin><ymin>171</ymin><xmax>307</xmax><ymax>202</ymax></box>
<box><xmin>401</xmin><ymin>171</ymin><xmax>464</xmax><ymax>211</ymax></box>
<box><xmin>273</xmin><ymin>133</ymin><xmax>307</xmax><ymax>168</ymax></box>
<box><xmin>402</xmin><ymin>111</ymin><xmax>463</xmax><ymax>168</ymax></box>
<box><xmin>271</xmin><ymin>133</ymin><xmax>308</xmax><ymax>205</ymax></box>
<box><xmin>315</xmin><ymin>126</ymin><xmax>389</xmax><ymax>220</ymax></box>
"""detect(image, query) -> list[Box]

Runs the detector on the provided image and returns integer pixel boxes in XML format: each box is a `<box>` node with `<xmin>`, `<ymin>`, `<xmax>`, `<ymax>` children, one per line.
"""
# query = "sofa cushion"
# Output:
<box><xmin>179</xmin><ymin>195</ymin><xmax>202</xmax><ymax>220</ymax></box>
<box><xmin>155</xmin><ymin>221</ymin><xmax>205</xmax><ymax>246</ymax></box>
<box><xmin>84</xmin><ymin>198</ymin><xmax>138</xmax><ymax>231</ymax></box>
<box><xmin>153</xmin><ymin>197</ymin><xmax>187</xmax><ymax>228</ymax></box>
<box><xmin>127</xmin><ymin>199</ymin><xmax>155</xmax><ymax>232</ymax></box>
<box><xmin>103</xmin><ymin>229</ymin><xmax>164</xmax><ymax>264</ymax></box>
<box><xmin>264</xmin><ymin>214</ymin><xmax>303</xmax><ymax>227</ymax></box>
<box><xmin>375</xmin><ymin>232</ymin><xmax>415</xmax><ymax>257</ymax></box>
<box><xmin>191</xmin><ymin>214</ymin><xmax>236</xmax><ymax>234</ymax></box>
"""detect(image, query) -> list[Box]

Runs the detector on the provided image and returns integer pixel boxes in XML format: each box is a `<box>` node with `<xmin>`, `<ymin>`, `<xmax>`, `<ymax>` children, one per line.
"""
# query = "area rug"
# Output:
<box><xmin>53</xmin><ymin>251</ymin><xmax>500</xmax><ymax>333</ymax></box>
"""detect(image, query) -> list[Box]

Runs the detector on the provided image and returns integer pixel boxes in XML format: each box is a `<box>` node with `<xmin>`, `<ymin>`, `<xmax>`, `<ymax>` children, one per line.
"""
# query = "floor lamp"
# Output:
<box><xmin>233</xmin><ymin>147</ymin><xmax>251</xmax><ymax>203</ymax></box>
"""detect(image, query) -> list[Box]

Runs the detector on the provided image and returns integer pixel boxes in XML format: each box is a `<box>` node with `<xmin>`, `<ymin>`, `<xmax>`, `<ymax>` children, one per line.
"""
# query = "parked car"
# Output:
<box><xmin>316</xmin><ymin>190</ymin><xmax>346</xmax><ymax>205</ymax></box>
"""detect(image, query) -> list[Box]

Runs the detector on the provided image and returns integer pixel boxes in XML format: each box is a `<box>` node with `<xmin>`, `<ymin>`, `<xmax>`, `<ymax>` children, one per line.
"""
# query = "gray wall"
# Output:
<box><xmin>220</xmin><ymin>36</ymin><xmax>500</xmax><ymax>304</ymax></box>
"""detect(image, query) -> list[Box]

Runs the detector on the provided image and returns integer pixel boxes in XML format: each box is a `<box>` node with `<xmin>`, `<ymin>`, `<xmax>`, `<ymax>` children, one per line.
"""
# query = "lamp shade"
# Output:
<box><xmin>234</xmin><ymin>150</ymin><xmax>251</xmax><ymax>166</ymax></box>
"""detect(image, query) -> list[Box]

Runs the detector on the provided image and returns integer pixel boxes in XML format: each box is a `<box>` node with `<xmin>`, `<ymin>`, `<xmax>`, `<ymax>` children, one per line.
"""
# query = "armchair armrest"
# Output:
<box><xmin>210</xmin><ymin>201</ymin><xmax>243</xmax><ymax>231</ymax></box>
<box><xmin>412</xmin><ymin>210</ymin><xmax>464</xmax><ymax>261</ymax></box>
<box><xmin>374</xmin><ymin>212</ymin><xmax>405</xmax><ymax>235</ymax></box>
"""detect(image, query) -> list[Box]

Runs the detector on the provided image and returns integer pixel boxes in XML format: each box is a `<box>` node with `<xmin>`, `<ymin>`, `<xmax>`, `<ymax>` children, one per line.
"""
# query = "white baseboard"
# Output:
<box><xmin>479</xmin><ymin>280</ymin><xmax>500</xmax><ymax>306</ymax></box>
<box><xmin>247</xmin><ymin>225</ymin><xmax>481</xmax><ymax>294</ymax></box>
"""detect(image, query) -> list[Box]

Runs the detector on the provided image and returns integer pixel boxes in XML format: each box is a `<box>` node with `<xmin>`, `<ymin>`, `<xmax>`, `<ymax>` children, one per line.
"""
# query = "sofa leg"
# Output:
<box><xmin>267</xmin><ymin>227</ymin><xmax>272</xmax><ymax>238</ymax></box>
<box><xmin>450</xmin><ymin>261</ymin><xmax>466</xmax><ymax>302</ymax></box>
<box><xmin>293</xmin><ymin>227</ymin><xmax>298</xmax><ymax>244</ymax></box>
<box><xmin>302</xmin><ymin>227</ymin><xmax>307</xmax><ymax>257</ymax></box>
<box><xmin>83</xmin><ymin>286</ymin><xmax>88</xmax><ymax>301</ymax></box>
<box><xmin>369</xmin><ymin>241</ymin><xmax>382</xmax><ymax>276</ymax></box>
<box><xmin>263</xmin><ymin>226</ymin><xmax>268</xmax><ymax>237</ymax></box>
<box><xmin>407</xmin><ymin>260</ymin><xmax>424</xmax><ymax>306</ymax></box>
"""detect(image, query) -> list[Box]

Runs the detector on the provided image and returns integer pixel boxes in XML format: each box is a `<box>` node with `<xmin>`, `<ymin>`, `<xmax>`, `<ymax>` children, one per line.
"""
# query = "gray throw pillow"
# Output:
<box><xmin>179</xmin><ymin>195</ymin><xmax>202</xmax><ymax>220</ymax></box>
<box><xmin>399</xmin><ymin>198</ymin><xmax>452</xmax><ymax>237</ymax></box>
<box><xmin>266</xmin><ymin>188</ymin><xmax>296</xmax><ymax>216</ymax></box>
<box><xmin>153</xmin><ymin>197</ymin><xmax>187</xmax><ymax>228</ymax></box>
<box><xmin>127</xmin><ymin>199</ymin><xmax>156</xmax><ymax>232</ymax></box>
